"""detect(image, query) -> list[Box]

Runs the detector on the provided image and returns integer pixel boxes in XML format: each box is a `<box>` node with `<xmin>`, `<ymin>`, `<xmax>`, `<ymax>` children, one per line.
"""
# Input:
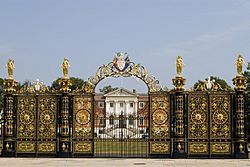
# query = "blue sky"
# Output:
<box><xmin>0</xmin><ymin>0</ymin><xmax>250</xmax><ymax>92</ymax></box>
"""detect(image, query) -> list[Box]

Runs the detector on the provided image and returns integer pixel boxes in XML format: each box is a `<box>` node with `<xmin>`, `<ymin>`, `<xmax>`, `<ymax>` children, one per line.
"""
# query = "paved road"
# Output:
<box><xmin>0</xmin><ymin>158</ymin><xmax>250</xmax><ymax>167</ymax></box>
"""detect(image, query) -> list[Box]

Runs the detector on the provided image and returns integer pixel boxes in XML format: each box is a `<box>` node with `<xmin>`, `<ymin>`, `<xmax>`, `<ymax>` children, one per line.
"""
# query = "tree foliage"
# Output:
<box><xmin>99</xmin><ymin>85</ymin><xmax>118</xmax><ymax>94</ymax></box>
<box><xmin>50</xmin><ymin>77</ymin><xmax>87</xmax><ymax>90</ymax></box>
<box><xmin>193</xmin><ymin>76</ymin><xmax>232</xmax><ymax>91</ymax></box>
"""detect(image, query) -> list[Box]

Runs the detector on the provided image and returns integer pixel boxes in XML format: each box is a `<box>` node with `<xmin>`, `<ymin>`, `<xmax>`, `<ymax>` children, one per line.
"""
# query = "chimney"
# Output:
<box><xmin>133</xmin><ymin>89</ymin><xmax>136</xmax><ymax>93</ymax></box>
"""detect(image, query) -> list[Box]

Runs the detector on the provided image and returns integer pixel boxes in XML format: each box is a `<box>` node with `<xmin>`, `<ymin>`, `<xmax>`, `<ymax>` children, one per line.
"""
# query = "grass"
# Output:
<box><xmin>94</xmin><ymin>139</ymin><xmax>148</xmax><ymax>154</ymax></box>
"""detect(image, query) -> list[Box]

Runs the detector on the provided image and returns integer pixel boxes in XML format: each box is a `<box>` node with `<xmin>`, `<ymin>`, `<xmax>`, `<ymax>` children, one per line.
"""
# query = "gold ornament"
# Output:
<box><xmin>7</xmin><ymin>59</ymin><xmax>15</xmax><ymax>80</ymax></box>
<box><xmin>62</xmin><ymin>58</ymin><xmax>70</xmax><ymax>79</ymax></box>
<box><xmin>236</xmin><ymin>54</ymin><xmax>244</xmax><ymax>76</ymax></box>
<box><xmin>176</xmin><ymin>56</ymin><xmax>184</xmax><ymax>77</ymax></box>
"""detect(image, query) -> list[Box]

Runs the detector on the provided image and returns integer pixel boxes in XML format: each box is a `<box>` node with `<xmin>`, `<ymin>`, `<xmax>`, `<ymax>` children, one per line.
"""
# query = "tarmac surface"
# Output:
<box><xmin>0</xmin><ymin>158</ymin><xmax>250</xmax><ymax>167</ymax></box>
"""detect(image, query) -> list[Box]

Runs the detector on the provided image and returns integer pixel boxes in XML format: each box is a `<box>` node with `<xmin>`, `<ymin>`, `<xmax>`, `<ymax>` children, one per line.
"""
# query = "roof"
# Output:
<box><xmin>104</xmin><ymin>88</ymin><xmax>138</xmax><ymax>97</ymax></box>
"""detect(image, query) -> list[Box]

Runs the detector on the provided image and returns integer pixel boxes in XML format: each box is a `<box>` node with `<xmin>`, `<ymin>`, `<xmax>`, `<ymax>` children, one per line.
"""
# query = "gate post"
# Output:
<box><xmin>172</xmin><ymin>56</ymin><xmax>186</xmax><ymax>158</ymax></box>
<box><xmin>172</xmin><ymin>57</ymin><xmax>186</xmax><ymax>158</ymax></box>
<box><xmin>58</xmin><ymin>78</ymin><xmax>72</xmax><ymax>157</ymax></box>
<box><xmin>2</xmin><ymin>78</ymin><xmax>17</xmax><ymax>156</ymax></box>
<box><xmin>233</xmin><ymin>55</ymin><xmax>248</xmax><ymax>158</ymax></box>
<box><xmin>57</xmin><ymin>58</ymin><xmax>72</xmax><ymax>157</ymax></box>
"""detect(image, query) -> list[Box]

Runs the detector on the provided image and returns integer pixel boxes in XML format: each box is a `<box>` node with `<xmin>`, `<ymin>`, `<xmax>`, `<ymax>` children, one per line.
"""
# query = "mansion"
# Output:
<box><xmin>94</xmin><ymin>88</ymin><xmax>149</xmax><ymax>139</ymax></box>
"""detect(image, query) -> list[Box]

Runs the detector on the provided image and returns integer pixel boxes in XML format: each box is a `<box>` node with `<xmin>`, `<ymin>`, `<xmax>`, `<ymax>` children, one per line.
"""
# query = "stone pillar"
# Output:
<box><xmin>233</xmin><ymin>75</ymin><xmax>248</xmax><ymax>158</ymax></box>
<box><xmin>58</xmin><ymin>78</ymin><xmax>72</xmax><ymax>157</ymax></box>
<box><xmin>2</xmin><ymin>78</ymin><xmax>17</xmax><ymax>156</ymax></box>
<box><xmin>172</xmin><ymin>56</ymin><xmax>186</xmax><ymax>158</ymax></box>
<box><xmin>125</xmin><ymin>100</ymin><xmax>129</xmax><ymax>128</ymax></box>
<box><xmin>134</xmin><ymin>100</ymin><xmax>138</xmax><ymax>129</ymax></box>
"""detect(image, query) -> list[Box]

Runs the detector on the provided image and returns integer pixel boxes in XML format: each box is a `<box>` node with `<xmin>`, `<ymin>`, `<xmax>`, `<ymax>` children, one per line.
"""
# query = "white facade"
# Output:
<box><xmin>96</xmin><ymin>88</ymin><xmax>147</xmax><ymax>139</ymax></box>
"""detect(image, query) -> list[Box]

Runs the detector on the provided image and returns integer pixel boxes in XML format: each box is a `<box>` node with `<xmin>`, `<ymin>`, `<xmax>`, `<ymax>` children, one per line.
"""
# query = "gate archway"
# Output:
<box><xmin>82</xmin><ymin>52</ymin><xmax>170</xmax><ymax>157</ymax></box>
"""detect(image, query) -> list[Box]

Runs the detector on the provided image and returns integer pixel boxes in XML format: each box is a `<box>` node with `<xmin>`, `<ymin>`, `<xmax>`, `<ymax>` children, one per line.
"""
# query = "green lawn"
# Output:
<box><xmin>94</xmin><ymin>139</ymin><xmax>148</xmax><ymax>155</ymax></box>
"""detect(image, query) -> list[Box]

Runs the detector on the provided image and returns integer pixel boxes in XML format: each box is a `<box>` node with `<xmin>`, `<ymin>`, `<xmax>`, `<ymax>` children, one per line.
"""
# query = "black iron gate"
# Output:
<box><xmin>0</xmin><ymin>54</ymin><xmax>248</xmax><ymax>158</ymax></box>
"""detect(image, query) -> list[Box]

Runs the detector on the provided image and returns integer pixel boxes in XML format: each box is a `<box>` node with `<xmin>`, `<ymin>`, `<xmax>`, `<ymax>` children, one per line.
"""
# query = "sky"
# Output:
<box><xmin>0</xmin><ymin>0</ymin><xmax>250</xmax><ymax>92</ymax></box>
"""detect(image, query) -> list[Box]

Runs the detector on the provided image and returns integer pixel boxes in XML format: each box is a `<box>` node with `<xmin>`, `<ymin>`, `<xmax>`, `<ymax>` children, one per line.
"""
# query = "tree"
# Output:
<box><xmin>99</xmin><ymin>85</ymin><xmax>118</xmax><ymax>94</ymax></box>
<box><xmin>50</xmin><ymin>77</ymin><xmax>87</xmax><ymax>90</ymax></box>
<box><xmin>193</xmin><ymin>76</ymin><xmax>232</xmax><ymax>91</ymax></box>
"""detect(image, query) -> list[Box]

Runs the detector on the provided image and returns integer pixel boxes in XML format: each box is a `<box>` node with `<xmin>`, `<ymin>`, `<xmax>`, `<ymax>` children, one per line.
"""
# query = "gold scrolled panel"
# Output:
<box><xmin>150</xmin><ymin>141</ymin><xmax>170</xmax><ymax>154</ymax></box>
<box><xmin>17</xmin><ymin>96</ymin><xmax>36</xmax><ymax>139</ymax></box>
<box><xmin>73</xmin><ymin>96</ymin><xmax>93</xmax><ymax>139</ymax></box>
<box><xmin>17</xmin><ymin>141</ymin><xmax>36</xmax><ymax>153</ymax></box>
<box><xmin>211</xmin><ymin>142</ymin><xmax>231</xmax><ymax>154</ymax></box>
<box><xmin>37</xmin><ymin>142</ymin><xmax>56</xmax><ymax>153</ymax></box>
<box><xmin>188</xmin><ymin>94</ymin><xmax>208</xmax><ymax>139</ymax></box>
<box><xmin>37</xmin><ymin>96</ymin><xmax>57</xmax><ymax>139</ymax></box>
<box><xmin>210</xmin><ymin>95</ymin><xmax>231</xmax><ymax>139</ymax></box>
<box><xmin>73</xmin><ymin>141</ymin><xmax>92</xmax><ymax>153</ymax></box>
<box><xmin>150</xmin><ymin>95</ymin><xmax>170</xmax><ymax>139</ymax></box>
<box><xmin>188</xmin><ymin>142</ymin><xmax>208</xmax><ymax>154</ymax></box>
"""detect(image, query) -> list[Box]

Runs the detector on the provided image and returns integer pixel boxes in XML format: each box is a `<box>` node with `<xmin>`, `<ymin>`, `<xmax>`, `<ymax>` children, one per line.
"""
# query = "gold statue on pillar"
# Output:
<box><xmin>176</xmin><ymin>56</ymin><xmax>184</xmax><ymax>77</ymax></box>
<box><xmin>61</xmin><ymin>58</ymin><xmax>70</xmax><ymax>79</ymax></box>
<box><xmin>7</xmin><ymin>59</ymin><xmax>15</xmax><ymax>80</ymax></box>
<box><xmin>236</xmin><ymin>55</ymin><xmax>245</xmax><ymax>76</ymax></box>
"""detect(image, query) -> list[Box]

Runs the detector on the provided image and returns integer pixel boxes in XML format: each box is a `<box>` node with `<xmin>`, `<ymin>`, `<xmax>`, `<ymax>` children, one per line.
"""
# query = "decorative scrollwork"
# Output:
<box><xmin>152</xmin><ymin>109</ymin><xmax>168</xmax><ymax>125</ymax></box>
<box><xmin>17</xmin><ymin>142</ymin><xmax>35</xmax><ymax>153</ymax></box>
<box><xmin>18</xmin><ymin>79</ymin><xmax>49</xmax><ymax>94</ymax></box>
<box><xmin>38</xmin><ymin>97</ymin><xmax>56</xmax><ymax>139</ymax></box>
<box><xmin>88</xmin><ymin>52</ymin><xmax>163</xmax><ymax>92</ymax></box>
<box><xmin>151</xmin><ymin>142</ymin><xmax>170</xmax><ymax>154</ymax></box>
<box><xmin>188</xmin><ymin>94</ymin><xmax>208</xmax><ymax>139</ymax></box>
<box><xmin>189</xmin><ymin>142</ymin><xmax>208</xmax><ymax>154</ymax></box>
<box><xmin>210</xmin><ymin>95</ymin><xmax>230</xmax><ymax>139</ymax></box>
<box><xmin>75</xmin><ymin>109</ymin><xmax>90</xmax><ymax>125</ymax></box>
<box><xmin>73</xmin><ymin>96</ymin><xmax>92</xmax><ymax>138</ymax></box>
<box><xmin>74</xmin><ymin>142</ymin><xmax>92</xmax><ymax>153</ymax></box>
<box><xmin>211</xmin><ymin>142</ymin><xmax>230</xmax><ymax>154</ymax></box>
<box><xmin>151</xmin><ymin>96</ymin><xmax>170</xmax><ymax>139</ymax></box>
<box><xmin>17</xmin><ymin>97</ymin><xmax>36</xmax><ymax>138</ymax></box>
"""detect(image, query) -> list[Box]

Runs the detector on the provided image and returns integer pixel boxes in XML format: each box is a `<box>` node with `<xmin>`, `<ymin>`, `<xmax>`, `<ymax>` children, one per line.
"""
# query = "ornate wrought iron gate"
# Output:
<box><xmin>187</xmin><ymin>93</ymin><xmax>232</xmax><ymax>157</ymax></box>
<box><xmin>15</xmin><ymin>95</ymin><xmax>57</xmax><ymax>156</ymax></box>
<box><xmin>0</xmin><ymin>54</ymin><xmax>248</xmax><ymax>158</ymax></box>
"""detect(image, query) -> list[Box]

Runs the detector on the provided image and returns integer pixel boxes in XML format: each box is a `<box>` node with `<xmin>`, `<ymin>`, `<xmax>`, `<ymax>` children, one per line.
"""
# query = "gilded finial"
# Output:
<box><xmin>7</xmin><ymin>59</ymin><xmax>15</xmax><ymax>80</ymax></box>
<box><xmin>61</xmin><ymin>58</ymin><xmax>70</xmax><ymax>79</ymax></box>
<box><xmin>236</xmin><ymin>54</ymin><xmax>245</xmax><ymax>76</ymax></box>
<box><xmin>176</xmin><ymin>56</ymin><xmax>184</xmax><ymax>77</ymax></box>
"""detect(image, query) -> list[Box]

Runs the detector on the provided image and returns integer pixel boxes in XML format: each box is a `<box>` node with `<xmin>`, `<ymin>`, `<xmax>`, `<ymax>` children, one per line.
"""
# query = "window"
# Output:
<box><xmin>110</xmin><ymin>103</ymin><xmax>114</xmax><ymax>108</ymax></box>
<box><xmin>139</xmin><ymin>117</ymin><xmax>144</xmax><ymax>125</ymax></box>
<box><xmin>98</xmin><ymin>102</ymin><xmax>104</xmax><ymax>108</ymax></box>
<box><xmin>109</xmin><ymin>115</ymin><xmax>114</xmax><ymax>125</ymax></box>
<box><xmin>129</xmin><ymin>115</ymin><xmax>134</xmax><ymax>125</ymax></box>
<box><xmin>120</xmin><ymin>103</ymin><xmax>123</xmax><ymax>107</ymax></box>
<box><xmin>139</xmin><ymin>102</ymin><xmax>145</xmax><ymax>109</ymax></box>
<box><xmin>130</xmin><ymin>103</ymin><xmax>134</xmax><ymax>108</ymax></box>
<box><xmin>100</xmin><ymin>116</ymin><xmax>105</xmax><ymax>125</ymax></box>
<box><xmin>99</xmin><ymin>129</ymin><xmax>104</xmax><ymax>134</ymax></box>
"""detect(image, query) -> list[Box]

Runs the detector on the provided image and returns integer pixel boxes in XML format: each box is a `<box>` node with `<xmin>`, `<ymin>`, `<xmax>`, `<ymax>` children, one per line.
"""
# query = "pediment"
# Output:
<box><xmin>104</xmin><ymin>88</ymin><xmax>137</xmax><ymax>97</ymax></box>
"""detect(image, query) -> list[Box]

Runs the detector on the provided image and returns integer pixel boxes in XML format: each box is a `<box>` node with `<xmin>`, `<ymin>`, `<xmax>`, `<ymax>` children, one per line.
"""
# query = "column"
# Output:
<box><xmin>58</xmin><ymin>78</ymin><xmax>72</xmax><ymax>157</ymax></box>
<box><xmin>233</xmin><ymin>74</ymin><xmax>247</xmax><ymax>158</ymax></box>
<box><xmin>172</xmin><ymin>56</ymin><xmax>186</xmax><ymax>157</ymax></box>
<box><xmin>106</xmin><ymin>101</ymin><xmax>109</xmax><ymax>128</ymax></box>
<box><xmin>125</xmin><ymin>100</ymin><xmax>129</xmax><ymax>129</ymax></box>
<box><xmin>2</xmin><ymin>78</ymin><xmax>17</xmax><ymax>156</ymax></box>
<box><xmin>134</xmin><ymin>100</ymin><xmax>138</xmax><ymax>131</ymax></box>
